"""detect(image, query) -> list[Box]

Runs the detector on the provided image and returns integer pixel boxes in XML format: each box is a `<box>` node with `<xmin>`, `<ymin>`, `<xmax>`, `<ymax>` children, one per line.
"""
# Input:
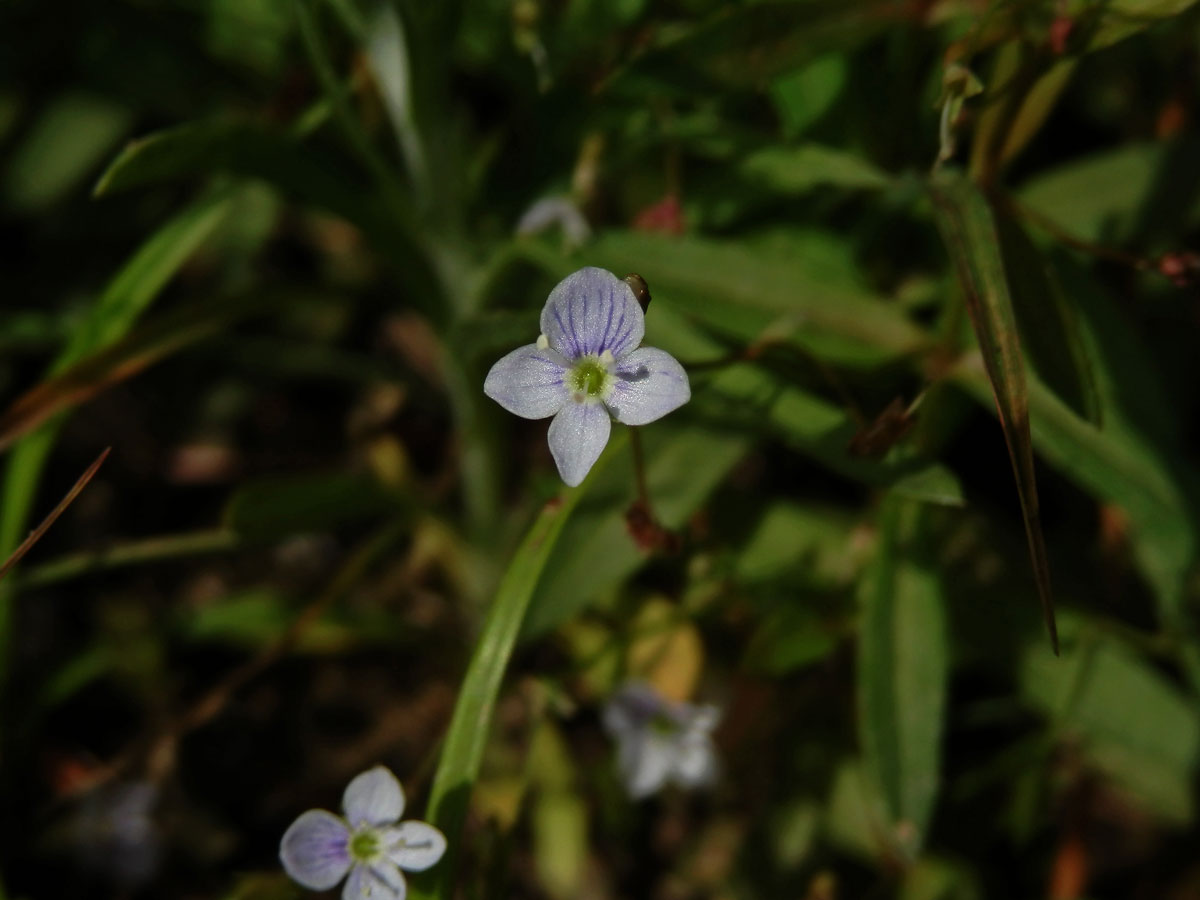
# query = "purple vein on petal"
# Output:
<box><xmin>600</xmin><ymin>292</ymin><xmax>615</xmax><ymax>353</ymax></box>
<box><xmin>609</xmin><ymin>305</ymin><xmax>627</xmax><ymax>355</ymax></box>
<box><xmin>576</xmin><ymin>294</ymin><xmax>585</xmax><ymax>355</ymax></box>
<box><xmin>552</xmin><ymin>306</ymin><xmax>576</xmax><ymax>358</ymax></box>
<box><xmin>567</xmin><ymin>293</ymin><xmax>578</xmax><ymax>356</ymax></box>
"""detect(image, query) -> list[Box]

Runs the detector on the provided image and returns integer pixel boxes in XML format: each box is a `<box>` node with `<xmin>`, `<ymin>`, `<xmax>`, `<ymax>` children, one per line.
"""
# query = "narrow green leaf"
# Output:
<box><xmin>930</xmin><ymin>169</ymin><xmax>1058</xmax><ymax>653</ymax></box>
<box><xmin>411</xmin><ymin>450</ymin><xmax>603</xmax><ymax>900</ymax></box>
<box><xmin>93</xmin><ymin>120</ymin><xmax>447</xmax><ymax>323</ymax></box>
<box><xmin>1021</xmin><ymin>628</ymin><xmax>1200</xmax><ymax>821</ymax></box>
<box><xmin>0</xmin><ymin>289</ymin><xmax>277</xmax><ymax>455</ymax></box>
<box><xmin>1084</xmin><ymin>0</ymin><xmax>1200</xmax><ymax>50</ymax></box>
<box><xmin>699</xmin><ymin>363</ymin><xmax>965</xmax><ymax>504</ymax></box>
<box><xmin>587</xmin><ymin>230</ymin><xmax>928</xmax><ymax>366</ymax></box>
<box><xmin>606</xmin><ymin>0</ymin><xmax>899</xmax><ymax>95</ymax></box>
<box><xmin>17</xmin><ymin>530</ymin><xmax>238</xmax><ymax>589</ymax></box>
<box><xmin>2</xmin><ymin>93</ymin><xmax>132</xmax><ymax>211</ymax></box>
<box><xmin>952</xmin><ymin>254</ymin><xmax>1200</xmax><ymax>637</ymax></box>
<box><xmin>740</xmin><ymin>144</ymin><xmax>892</xmax><ymax>194</ymax></box>
<box><xmin>858</xmin><ymin>498</ymin><xmax>947</xmax><ymax>857</ymax></box>
<box><xmin>0</xmin><ymin>192</ymin><xmax>236</xmax><ymax>681</ymax></box>
<box><xmin>769</xmin><ymin>53</ymin><xmax>848</xmax><ymax>138</ymax></box>
<box><xmin>1017</xmin><ymin>139</ymin><xmax>1200</xmax><ymax>244</ymax></box>
<box><xmin>994</xmin><ymin>214</ymin><xmax>1100</xmax><ymax>424</ymax></box>
<box><xmin>968</xmin><ymin>41</ymin><xmax>1075</xmax><ymax>177</ymax></box>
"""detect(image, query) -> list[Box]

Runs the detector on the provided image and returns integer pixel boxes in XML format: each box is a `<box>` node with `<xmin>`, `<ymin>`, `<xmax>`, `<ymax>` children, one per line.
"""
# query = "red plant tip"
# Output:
<box><xmin>1048</xmin><ymin>17</ymin><xmax>1074</xmax><ymax>55</ymax></box>
<box><xmin>1157</xmin><ymin>251</ymin><xmax>1200</xmax><ymax>287</ymax></box>
<box><xmin>632</xmin><ymin>194</ymin><xmax>685</xmax><ymax>235</ymax></box>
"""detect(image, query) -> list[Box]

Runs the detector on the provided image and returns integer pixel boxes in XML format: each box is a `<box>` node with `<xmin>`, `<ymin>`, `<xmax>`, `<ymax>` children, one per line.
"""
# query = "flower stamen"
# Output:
<box><xmin>350</xmin><ymin>829</ymin><xmax>379</xmax><ymax>861</ymax></box>
<box><xmin>569</xmin><ymin>357</ymin><xmax>610</xmax><ymax>399</ymax></box>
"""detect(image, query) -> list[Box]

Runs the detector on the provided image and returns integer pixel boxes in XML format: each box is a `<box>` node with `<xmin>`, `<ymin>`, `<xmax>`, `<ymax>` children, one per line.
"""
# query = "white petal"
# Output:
<box><xmin>342</xmin><ymin>862</ymin><xmax>406</xmax><ymax>900</ymax></box>
<box><xmin>280</xmin><ymin>810</ymin><xmax>352</xmax><ymax>890</ymax></box>
<box><xmin>547</xmin><ymin>400</ymin><xmax>611</xmax><ymax>487</ymax></box>
<box><xmin>620</xmin><ymin>734</ymin><xmax>675</xmax><ymax>799</ymax></box>
<box><xmin>606</xmin><ymin>347</ymin><xmax>691</xmax><ymax>426</ymax></box>
<box><xmin>484</xmin><ymin>345</ymin><xmax>570</xmax><ymax>420</ymax></box>
<box><xmin>343</xmin><ymin>767</ymin><xmax>405</xmax><ymax>828</ymax></box>
<box><xmin>672</xmin><ymin>736</ymin><xmax>718</xmax><ymax>789</ymax></box>
<box><xmin>602</xmin><ymin>682</ymin><xmax>665</xmax><ymax>736</ymax></box>
<box><xmin>686</xmin><ymin>703</ymin><xmax>721</xmax><ymax>736</ymax></box>
<box><xmin>382</xmin><ymin>821</ymin><xmax>448</xmax><ymax>872</ymax></box>
<box><xmin>540</xmin><ymin>267</ymin><xmax>644</xmax><ymax>360</ymax></box>
<box><xmin>515</xmin><ymin>196</ymin><xmax>592</xmax><ymax>247</ymax></box>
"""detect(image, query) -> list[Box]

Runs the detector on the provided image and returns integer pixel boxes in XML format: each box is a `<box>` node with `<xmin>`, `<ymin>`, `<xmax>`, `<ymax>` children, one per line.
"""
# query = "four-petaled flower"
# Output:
<box><xmin>280</xmin><ymin>766</ymin><xmax>446</xmax><ymax>900</ymax></box>
<box><xmin>602</xmin><ymin>681</ymin><xmax>720</xmax><ymax>799</ymax></box>
<box><xmin>484</xmin><ymin>267</ymin><xmax>691</xmax><ymax>486</ymax></box>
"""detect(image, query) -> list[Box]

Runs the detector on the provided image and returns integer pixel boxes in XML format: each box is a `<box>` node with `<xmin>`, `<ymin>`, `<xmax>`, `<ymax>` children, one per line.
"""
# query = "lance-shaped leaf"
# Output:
<box><xmin>605</xmin><ymin>0</ymin><xmax>901</xmax><ymax>96</ymax></box>
<box><xmin>409</xmin><ymin>442</ymin><xmax>614</xmax><ymax>900</ymax></box>
<box><xmin>858</xmin><ymin>498</ymin><xmax>947</xmax><ymax>858</ymax></box>
<box><xmin>930</xmin><ymin>170</ymin><xmax>1058</xmax><ymax>653</ymax></box>
<box><xmin>0</xmin><ymin>289</ymin><xmax>278</xmax><ymax>454</ymax></box>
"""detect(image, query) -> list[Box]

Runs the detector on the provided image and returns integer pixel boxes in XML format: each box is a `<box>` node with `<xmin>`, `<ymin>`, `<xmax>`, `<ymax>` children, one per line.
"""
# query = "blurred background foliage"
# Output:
<box><xmin>1</xmin><ymin>0</ymin><xmax>1200</xmax><ymax>897</ymax></box>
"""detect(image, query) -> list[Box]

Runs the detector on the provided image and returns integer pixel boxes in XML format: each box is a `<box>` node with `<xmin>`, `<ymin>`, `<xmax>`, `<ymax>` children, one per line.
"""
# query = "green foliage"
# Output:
<box><xmin>2</xmin><ymin>0</ymin><xmax>1200</xmax><ymax>898</ymax></box>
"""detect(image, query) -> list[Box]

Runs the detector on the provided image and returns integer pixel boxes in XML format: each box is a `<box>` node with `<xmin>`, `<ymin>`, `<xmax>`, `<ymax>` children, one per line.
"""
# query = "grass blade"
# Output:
<box><xmin>930</xmin><ymin>169</ymin><xmax>1058</xmax><ymax>654</ymax></box>
<box><xmin>410</xmin><ymin>444</ymin><xmax>614</xmax><ymax>900</ymax></box>
<box><xmin>0</xmin><ymin>192</ymin><xmax>236</xmax><ymax>689</ymax></box>
<box><xmin>0</xmin><ymin>448</ymin><xmax>110</xmax><ymax>584</ymax></box>
<box><xmin>0</xmin><ymin>290</ymin><xmax>276</xmax><ymax>454</ymax></box>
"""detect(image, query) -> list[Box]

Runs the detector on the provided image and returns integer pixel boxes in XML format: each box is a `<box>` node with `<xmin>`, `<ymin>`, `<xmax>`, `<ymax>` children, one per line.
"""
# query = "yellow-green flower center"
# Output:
<box><xmin>350</xmin><ymin>829</ymin><xmax>379</xmax><ymax>861</ymax></box>
<box><xmin>569</xmin><ymin>357</ymin><xmax>610</xmax><ymax>398</ymax></box>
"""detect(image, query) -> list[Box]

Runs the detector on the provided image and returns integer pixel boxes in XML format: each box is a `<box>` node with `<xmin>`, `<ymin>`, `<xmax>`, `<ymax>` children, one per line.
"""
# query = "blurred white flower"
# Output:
<box><xmin>515</xmin><ymin>196</ymin><xmax>591</xmax><ymax>248</ymax></box>
<box><xmin>70</xmin><ymin>779</ymin><xmax>162</xmax><ymax>888</ymax></box>
<box><xmin>602</xmin><ymin>682</ymin><xmax>720</xmax><ymax>799</ymax></box>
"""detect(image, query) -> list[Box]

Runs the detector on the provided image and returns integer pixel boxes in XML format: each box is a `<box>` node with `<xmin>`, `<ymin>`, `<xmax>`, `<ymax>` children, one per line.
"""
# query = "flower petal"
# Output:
<box><xmin>382</xmin><ymin>821</ymin><xmax>447</xmax><ymax>872</ymax></box>
<box><xmin>280</xmin><ymin>810</ymin><xmax>352</xmax><ymax>891</ymax></box>
<box><xmin>515</xmin><ymin>196</ymin><xmax>592</xmax><ymax>247</ymax></box>
<box><xmin>672</xmin><ymin>735</ymin><xmax>718</xmax><ymax>789</ymax></box>
<box><xmin>342</xmin><ymin>862</ymin><xmax>407</xmax><ymax>900</ymax></box>
<box><xmin>606</xmin><ymin>347</ymin><xmax>691</xmax><ymax>426</ymax></box>
<box><xmin>619</xmin><ymin>734</ymin><xmax>675</xmax><ymax>799</ymax></box>
<box><xmin>540</xmin><ymin>267</ymin><xmax>644</xmax><ymax>360</ymax></box>
<box><xmin>602</xmin><ymin>682</ymin><xmax>665</xmax><ymax>736</ymax></box>
<box><xmin>483</xmin><ymin>345</ymin><xmax>570</xmax><ymax>420</ymax></box>
<box><xmin>343</xmin><ymin>767</ymin><xmax>405</xmax><ymax>828</ymax></box>
<box><xmin>547</xmin><ymin>400</ymin><xmax>611</xmax><ymax>487</ymax></box>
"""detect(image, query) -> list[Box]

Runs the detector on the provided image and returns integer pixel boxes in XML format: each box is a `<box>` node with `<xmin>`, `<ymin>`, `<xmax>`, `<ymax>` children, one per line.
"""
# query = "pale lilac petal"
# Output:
<box><xmin>686</xmin><ymin>703</ymin><xmax>721</xmax><ymax>735</ymax></box>
<box><xmin>621</xmin><ymin>734</ymin><xmax>675</xmax><ymax>799</ymax></box>
<box><xmin>484</xmin><ymin>345</ymin><xmax>570</xmax><ymax>420</ymax></box>
<box><xmin>516</xmin><ymin>197</ymin><xmax>592</xmax><ymax>247</ymax></box>
<box><xmin>547</xmin><ymin>400</ymin><xmax>611</xmax><ymax>487</ymax></box>
<box><xmin>382</xmin><ymin>821</ymin><xmax>447</xmax><ymax>872</ymax></box>
<box><xmin>343</xmin><ymin>767</ymin><xmax>405</xmax><ymax>828</ymax></box>
<box><xmin>672</xmin><ymin>736</ymin><xmax>718</xmax><ymax>788</ymax></box>
<box><xmin>540</xmin><ymin>267</ymin><xmax>644</xmax><ymax>360</ymax></box>
<box><xmin>606</xmin><ymin>347</ymin><xmax>691</xmax><ymax>426</ymax></box>
<box><xmin>342</xmin><ymin>862</ymin><xmax>406</xmax><ymax>900</ymax></box>
<box><xmin>280</xmin><ymin>810</ymin><xmax>352</xmax><ymax>890</ymax></box>
<box><xmin>602</xmin><ymin>682</ymin><xmax>666</xmax><ymax>736</ymax></box>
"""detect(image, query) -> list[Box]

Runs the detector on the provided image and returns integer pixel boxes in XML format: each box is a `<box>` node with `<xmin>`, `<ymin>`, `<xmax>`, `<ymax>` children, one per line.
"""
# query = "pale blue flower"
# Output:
<box><xmin>280</xmin><ymin>766</ymin><xmax>446</xmax><ymax>900</ymax></box>
<box><xmin>484</xmin><ymin>267</ymin><xmax>691</xmax><ymax>486</ymax></box>
<box><xmin>602</xmin><ymin>682</ymin><xmax>720</xmax><ymax>799</ymax></box>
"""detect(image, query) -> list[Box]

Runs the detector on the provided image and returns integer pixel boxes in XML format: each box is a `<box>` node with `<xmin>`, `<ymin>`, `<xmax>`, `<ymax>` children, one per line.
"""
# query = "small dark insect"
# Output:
<box><xmin>624</xmin><ymin>273</ymin><xmax>651</xmax><ymax>313</ymax></box>
<box><xmin>847</xmin><ymin>397</ymin><xmax>915</xmax><ymax>459</ymax></box>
